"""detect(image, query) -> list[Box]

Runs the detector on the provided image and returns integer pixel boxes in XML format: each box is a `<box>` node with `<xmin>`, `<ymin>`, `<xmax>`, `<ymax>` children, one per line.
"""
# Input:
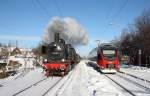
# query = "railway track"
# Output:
<box><xmin>116</xmin><ymin>73</ymin><xmax>150</xmax><ymax>92</ymax></box>
<box><xmin>43</xmin><ymin>66</ymin><xmax>78</xmax><ymax>96</ymax></box>
<box><xmin>12</xmin><ymin>76</ymin><xmax>64</xmax><ymax>96</ymax></box>
<box><xmin>0</xmin><ymin>70</ymin><xmax>37</xmax><ymax>88</ymax></box>
<box><xmin>41</xmin><ymin>77</ymin><xmax>63</xmax><ymax>96</ymax></box>
<box><xmin>118</xmin><ymin>71</ymin><xmax>150</xmax><ymax>84</ymax></box>
<box><xmin>55</xmin><ymin>66</ymin><xmax>78</xmax><ymax>96</ymax></box>
<box><xmin>104</xmin><ymin>74</ymin><xmax>136</xmax><ymax>96</ymax></box>
<box><xmin>105</xmin><ymin>73</ymin><xmax>150</xmax><ymax>96</ymax></box>
<box><xmin>12</xmin><ymin>77</ymin><xmax>49</xmax><ymax>96</ymax></box>
<box><xmin>0</xmin><ymin>84</ymin><xmax>2</xmax><ymax>87</ymax></box>
<box><xmin>12</xmin><ymin>66</ymin><xmax>77</xmax><ymax>96</ymax></box>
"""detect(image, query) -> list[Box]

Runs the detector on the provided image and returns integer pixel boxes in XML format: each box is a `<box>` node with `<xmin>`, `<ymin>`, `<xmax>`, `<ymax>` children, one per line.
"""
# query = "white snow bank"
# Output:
<box><xmin>59</xmin><ymin>60</ymin><xmax>123</xmax><ymax>96</ymax></box>
<box><xmin>86</xmin><ymin>62</ymin><xmax>123</xmax><ymax>96</ymax></box>
<box><xmin>58</xmin><ymin>60</ymin><xmax>90</xmax><ymax>96</ymax></box>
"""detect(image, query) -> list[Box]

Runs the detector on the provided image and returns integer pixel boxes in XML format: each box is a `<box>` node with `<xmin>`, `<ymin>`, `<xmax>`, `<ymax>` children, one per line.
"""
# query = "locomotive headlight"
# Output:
<box><xmin>44</xmin><ymin>59</ymin><xmax>48</xmax><ymax>62</ymax></box>
<box><xmin>57</xmin><ymin>46</ymin><xmax>61</xmax><ymax>50</ymax></box>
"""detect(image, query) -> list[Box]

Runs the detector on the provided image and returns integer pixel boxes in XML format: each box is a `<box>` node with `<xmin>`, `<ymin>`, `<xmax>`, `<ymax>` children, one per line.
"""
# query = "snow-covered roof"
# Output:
<box><xmin>19</xmin><ymin>48</ymin><xmax>31</xmax><ymax>52</ymax></box>
<box><xmin>7</xmin><ymin>47</ymin><xmax>16</xmax><ymax>52</ymax></box>
<box><xmin>0</xmin><ymin>47</ymin><xmax>32</xmax><ymax>53</ymax></box>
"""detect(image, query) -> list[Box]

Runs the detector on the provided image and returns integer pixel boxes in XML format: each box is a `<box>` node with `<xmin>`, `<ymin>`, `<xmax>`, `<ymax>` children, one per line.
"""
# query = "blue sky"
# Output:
<box><xmin>0</xmin><ymin>0</ymin><xmax>150</xmax><ymax>56</ymax></box>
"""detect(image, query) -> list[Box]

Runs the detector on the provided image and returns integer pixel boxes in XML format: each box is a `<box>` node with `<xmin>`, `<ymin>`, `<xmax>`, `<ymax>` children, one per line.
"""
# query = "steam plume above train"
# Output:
<box><xmin>42</xmin><ymin>17</ymin><xmax>88</xmax><ymax>45</ymax></box>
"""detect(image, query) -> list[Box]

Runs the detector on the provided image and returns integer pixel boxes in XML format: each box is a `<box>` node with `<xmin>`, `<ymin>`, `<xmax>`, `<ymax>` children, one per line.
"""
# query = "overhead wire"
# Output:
<box><xmin>52</xmin><ymin>0</ymin><xmax>63</xmax><ymax>17</ymax></box>
<box><xmin>34</xmin><ymin>0</ymin><xmax>51</xmax><ymax>18</ymax></box>
<box><xmin>104</xmin><ymin>0</ymin><xmax>115</xmax><ymax>22</ymax></box>
<box><xmin>33</xmin><ymin>0</ymin><xmax>64</xmax><ymax>35</ymax></box>
<box><xmin>110</xmin><ymin>0</ymin><xmax>129</xmax><ymax>22</ymax></box>
<box><xmin>33</xmin><ymin>0</ymin><xmax>63</xmax><ymax>18</ymax></box>
<box><xmin>102</xmin><ymin>0</ymin><xmax>115</xmax><ymax>34</ymax></box>
<box><xmin>103</xmin><ymin>0</ymin><xmax>129</xmax><ymax>33</ymax></box>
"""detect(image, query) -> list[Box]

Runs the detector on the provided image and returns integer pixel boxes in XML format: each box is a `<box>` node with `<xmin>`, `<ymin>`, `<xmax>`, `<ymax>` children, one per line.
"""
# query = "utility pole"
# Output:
<box><xmin>95</xmin><ymin>40</ymin><xmax>100</xmax><ymax>48</ymax></box>
<box><xmin>139</xmin><ymin>49</ymin><xmax>141</xmax><ymax>67</ymax></box>
<box><xmin>16</xmin><ymin>40</ymin><xmax>18</xmax><ymax>48</ymax></box>
<box><xmin>146</xmin><ymin>55</ymin><xmax>147</xmax><ymax>68</ymax></box>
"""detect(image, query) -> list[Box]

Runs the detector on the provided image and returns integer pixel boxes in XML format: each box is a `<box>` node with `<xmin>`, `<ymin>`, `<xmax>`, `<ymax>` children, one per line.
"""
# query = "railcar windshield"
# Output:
<box><xmin>47</xmin><ymin>45</ymin><xmax>65</xmax><ymax>61</ymax></box>
<box><xmin>102</xmin><ymin>50</ymin><xmax>116</xmax><ymax>60</ymax></box>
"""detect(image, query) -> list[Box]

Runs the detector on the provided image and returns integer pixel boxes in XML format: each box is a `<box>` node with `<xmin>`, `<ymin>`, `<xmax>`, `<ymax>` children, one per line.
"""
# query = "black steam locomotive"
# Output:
<box><xmin>42</xmin><ymin>33</ymin><xmax>80</xmax><ymax>77</ymax></box>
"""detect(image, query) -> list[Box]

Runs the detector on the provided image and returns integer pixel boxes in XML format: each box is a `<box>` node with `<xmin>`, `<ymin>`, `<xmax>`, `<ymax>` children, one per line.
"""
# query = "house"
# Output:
<box><xmin>6</xmin><ymin>60</ymin><xmax>20</xmax><ymax>73</ymax></box>
<box><xmin>0</xmin><ymin>47</ymin><xmax>9</xmax><ymax>58</ymax></box>
<box><xmin>11</xmin><ymin>47</ymin><xmax>22</xmax><ymax>56</ymax></box>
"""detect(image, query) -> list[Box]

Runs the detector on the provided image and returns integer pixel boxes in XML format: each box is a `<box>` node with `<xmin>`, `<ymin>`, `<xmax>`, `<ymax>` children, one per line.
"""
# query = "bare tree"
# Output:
<box><xmin>114</xmin><ymin>9</ymin><xmax>150</xmax><ymax>67</ymax></box>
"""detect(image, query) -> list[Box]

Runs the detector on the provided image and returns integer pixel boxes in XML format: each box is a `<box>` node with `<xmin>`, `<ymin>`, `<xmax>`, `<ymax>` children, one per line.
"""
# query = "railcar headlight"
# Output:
<box><xmin>61</xmin><ymin>59</ymin><xmax>65</xmax><ymax>62</ymax></box>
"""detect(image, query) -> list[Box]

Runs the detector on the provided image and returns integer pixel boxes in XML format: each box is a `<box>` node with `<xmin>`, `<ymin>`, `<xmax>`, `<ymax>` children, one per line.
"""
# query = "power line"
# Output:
<box><xmin>102</xmin><ymin>0</ymin><xmax>115</xmax><ymax>35</ymax></box>
<box><xmin>103</xmin><ymin>0</ymin><xmax>128</xmax><ymax>33</ymax></box>
<box><xmin>105</xmin><ymin>0</ymin><xmax>115</xmax><ymax>22</ymax></box>
<box><xmin>52</xmin><ymin>0</ymin><xmax>63</xmax><ymax>17</ymax></box>
<box><xmin>111</xmin><ymin>0</ymin><xmax>128</xmax><ymax>22</ymax></box>
<box><xmin>34</xmin><ymin>0</ymin><xmax>51</xmax><ymax>18</ymax></box>
<box><xmin>33</xmin><ymin>0</ymin><xmax>63</xmax><ymax>18</ymax></box>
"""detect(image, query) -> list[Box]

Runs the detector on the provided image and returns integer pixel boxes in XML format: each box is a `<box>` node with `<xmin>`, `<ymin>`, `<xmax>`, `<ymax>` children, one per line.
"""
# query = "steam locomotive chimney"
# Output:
<box><xmin>55</xmin><ymin>32</ymin><xmax>60</xmax><ymax>43</ymax></box>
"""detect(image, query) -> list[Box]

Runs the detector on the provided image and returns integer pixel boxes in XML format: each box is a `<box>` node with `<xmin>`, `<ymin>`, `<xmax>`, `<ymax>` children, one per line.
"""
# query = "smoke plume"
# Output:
<box><xmin>42</xmin><ymin>17</ymin><xmax>88</xmax><ymax>45</ymax></box>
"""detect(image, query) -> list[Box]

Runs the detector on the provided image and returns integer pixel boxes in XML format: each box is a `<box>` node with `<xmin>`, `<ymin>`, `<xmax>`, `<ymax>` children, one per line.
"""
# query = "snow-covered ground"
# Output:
<box><xmin>120</xmin><ymin>65</ymin><xmax>150</xmax><ymax>81</ymax></box>
<box><xmin>107</xmin><ymin>73</ymin><xmax>150</xmax><ymax>96</ymax></box>
<box><xmin>1</xmin><ymin>60</ymin><xmax>150</xmax><ymax>96</ymax></box>
<box><xmin>0</xmin><ymin>60</ymin><xmax>125</xmax><ymax>96</ymax></box>
<box><xmin>58</xmin><ymin>60</ymin><xmax>123</xmax><ymax>96</ymax></box>
<box><xmin>0</xmin><ymin>68</ymin><xmax>45</xmax><ymax>96</ymax></box>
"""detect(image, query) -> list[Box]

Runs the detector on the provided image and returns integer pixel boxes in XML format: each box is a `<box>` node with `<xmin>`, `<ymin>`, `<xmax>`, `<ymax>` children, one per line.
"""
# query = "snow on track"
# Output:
<box><xmin>0</xmin><ymin>60</ymin><xmax>130</xmax><ymax>96</ymax></box>
<box><xmin>120</xmin><ymin>67</ymin><xmax>150</xmax><ymax>81</ymax></box>
<box><xmin>57</xmin><ymin>60</ymin><xmax>123</xmax><ymax>96</ymax></box>
<box><xmin>0</xmin><ymin>68</ymin><xmax>45</xmax><ymax>96</ymax></box>
<box><xmin>45</xmin><ymin>64</ymin><xmax>79</xmax><ymax>96</ymax></box>
<box><xmin>16</xmin><ymin>77</ymin><xmax>61</xmax><ymax>96</ymax></box>
<box><xmin>118</xmin><ymin>71</ymin><xmax>150</xmax><ymax>84</ymax></box>
<box><xmin>106</xmin><ymin>73</ymin><xmax>150</xmax><ymax>96</ymax></box>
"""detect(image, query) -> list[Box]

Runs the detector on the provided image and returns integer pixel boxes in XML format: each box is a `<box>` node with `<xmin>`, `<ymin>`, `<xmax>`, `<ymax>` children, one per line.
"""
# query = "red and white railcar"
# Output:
<box><xmin>97</xmin><ymin>44</ymin><xmax>119</xmax><ymax>73</ymax></box>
